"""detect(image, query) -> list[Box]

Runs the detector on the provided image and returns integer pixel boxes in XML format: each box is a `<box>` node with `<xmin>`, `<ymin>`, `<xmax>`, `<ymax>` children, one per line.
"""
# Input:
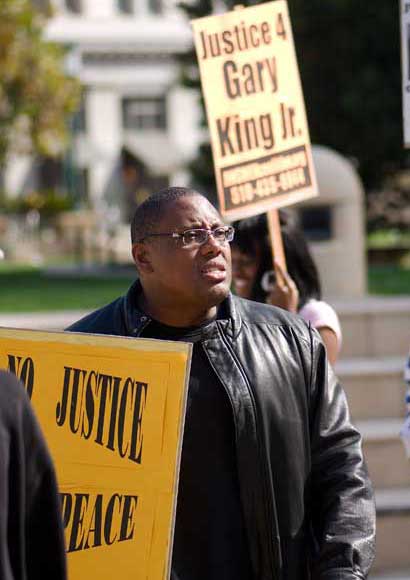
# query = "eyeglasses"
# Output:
<box><xmin>139</xmin><ymin>225</ymin><xmax>235</xmax><ymax>248</ymax></box>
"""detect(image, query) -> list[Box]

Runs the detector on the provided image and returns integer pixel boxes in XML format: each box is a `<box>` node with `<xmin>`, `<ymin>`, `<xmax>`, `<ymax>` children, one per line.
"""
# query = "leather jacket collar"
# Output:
<box><xmin>122</xmin><ymin>279</ymin><xmax>242</xmax><ymax>340</ymax></box>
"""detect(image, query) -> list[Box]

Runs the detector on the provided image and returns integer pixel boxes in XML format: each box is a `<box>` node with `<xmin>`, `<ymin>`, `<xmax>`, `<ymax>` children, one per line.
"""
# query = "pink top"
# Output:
<box><xmin>299</xmin><ymin>299</ymin><xmax>342</xmax><ymax>352</ymax></box>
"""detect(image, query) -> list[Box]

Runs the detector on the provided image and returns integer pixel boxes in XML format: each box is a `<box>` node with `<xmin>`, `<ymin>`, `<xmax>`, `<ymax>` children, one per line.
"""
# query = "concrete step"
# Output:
<box><xmin>336</xmin><ymin>357</ymin><xmax>406</xmax><ymax>421</ymax></box>
<box><xmin>330</xmin><ymin>296</ymin><xmax>410</xmax><ymax>359</ymax></box>
<box><xmin>357</xmin><ymin>419</ymin><xmax>410</xmax><ymax>489</ymax></box>
<box><xmin>371</xmin><ymin>573</ymin><xmax>410</xmax><ymax>580</ymax></box>
<box><xmin>373</xmin><ymin>488</ymin><xmax>410</xmax><ymax>574</ymax></box>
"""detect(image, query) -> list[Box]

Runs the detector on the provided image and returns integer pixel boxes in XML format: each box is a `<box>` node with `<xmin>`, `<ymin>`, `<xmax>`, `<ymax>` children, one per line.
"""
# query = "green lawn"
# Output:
<box><xmin>0</xmin><ymin>263</ymin><xmax>408</xmax><ymax>313</ymax></box>
<box><xmin>0</xmin><ymin>264</ymin><xmax>134</xmax><ymax>312</ymax></box>
<box><xmin>368</xmin><ymin>264</ymin><xmax>410</xmax><ymax>296</ymax></box>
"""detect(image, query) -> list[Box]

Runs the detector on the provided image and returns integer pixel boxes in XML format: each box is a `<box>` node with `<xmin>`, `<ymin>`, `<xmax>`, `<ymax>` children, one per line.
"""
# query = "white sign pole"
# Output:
<box><xmin>400</xmin><ymin>0</ymin><xmax>410</xmax><ymax>147</ymax></box>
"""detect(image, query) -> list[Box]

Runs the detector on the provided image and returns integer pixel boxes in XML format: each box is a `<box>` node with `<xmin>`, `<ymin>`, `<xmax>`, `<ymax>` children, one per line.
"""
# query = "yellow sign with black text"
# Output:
<box><xmin>192</xmin><ymin>0</ymin><xmax>318</xmax><ymax>220</ymax></box>
<box><xmin>0</xmin><ymin>327</ymin><xmax>191</xmax><ymax>580</ymax></box>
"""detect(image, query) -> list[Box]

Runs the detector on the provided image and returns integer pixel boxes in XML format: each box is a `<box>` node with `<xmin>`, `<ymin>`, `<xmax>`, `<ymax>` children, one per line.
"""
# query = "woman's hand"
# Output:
<box><xmin>266</xmin><ymin>260</ymin><xmax>299</xmax><ymax>313</ymax></box>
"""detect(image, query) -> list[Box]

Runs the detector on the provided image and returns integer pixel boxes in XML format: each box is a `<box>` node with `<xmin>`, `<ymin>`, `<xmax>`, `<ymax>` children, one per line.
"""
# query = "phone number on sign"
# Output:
<box><xmin>228</xmin><ymin>167</ymin><xmax>307</xmax><ymax>206</ymax></box>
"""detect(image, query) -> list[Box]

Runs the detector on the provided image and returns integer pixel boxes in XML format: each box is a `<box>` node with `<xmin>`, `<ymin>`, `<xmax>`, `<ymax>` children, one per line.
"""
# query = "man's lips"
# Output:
<box><xmin>201</xmin><ymin>262</ymin><xmax>225</xmax><ymax>273</ymax></box>
<box><xmin>201</xmin><ymin>262</ymin><xmax>227</xmax><ymax>281</ymax></box>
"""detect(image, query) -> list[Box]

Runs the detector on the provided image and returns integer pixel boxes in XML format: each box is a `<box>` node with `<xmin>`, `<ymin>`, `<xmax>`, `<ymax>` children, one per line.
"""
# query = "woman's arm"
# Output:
<box><xmin>317</xmin><ymin>326</ymin><xmax>339</xmax><ymax>366</ymax></box>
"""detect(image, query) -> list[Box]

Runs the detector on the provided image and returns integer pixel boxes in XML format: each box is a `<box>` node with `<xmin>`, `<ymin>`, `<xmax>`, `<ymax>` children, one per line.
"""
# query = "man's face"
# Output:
<box><xmin>134</xmin><ymin>195</ymin><xmax>232</xmax><ymax>314</ymax></box>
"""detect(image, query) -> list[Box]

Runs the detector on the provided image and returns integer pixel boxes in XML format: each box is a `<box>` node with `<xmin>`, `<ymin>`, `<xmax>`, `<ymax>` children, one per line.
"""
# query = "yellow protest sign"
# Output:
<box><xmin>192</xmin><ymin>0</ymin><xmax>318</xmax><ymax>220</ymax></box>
<box><xmin>0</xmin><ymin>327</ymin><xmax>191</xmax><ymax>580</ymax></box>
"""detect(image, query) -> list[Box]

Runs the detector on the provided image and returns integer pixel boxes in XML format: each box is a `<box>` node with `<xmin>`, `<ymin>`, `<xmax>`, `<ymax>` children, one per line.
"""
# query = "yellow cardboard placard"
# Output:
<box><xmin>192</xmin><ymin>0</ymin><xmax>318</xmax><ymax>220</ymax></box>
<box><xmin>0</xmin><ymin>327</ymin><xmax>191</xmax><ymax>580</ymax></box>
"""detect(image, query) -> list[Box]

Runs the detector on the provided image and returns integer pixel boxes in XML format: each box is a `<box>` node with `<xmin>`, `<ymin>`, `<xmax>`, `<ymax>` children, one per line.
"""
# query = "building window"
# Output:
<box><xmin>148</xmin><ymin>0</ymin><xmax>162</xmax><ymax>14</ymax></box>
<box><xmin>122</xmin><ymin>97</ymin><xmax>166</xmax><ymax>130</ymax></box>
<box><xmin>65</xmin><ymin>0</ymin><xmax>82</xmax><ymax>13</ymax></box>
<box><xmin>117</xmin><ymin>0</ymin><xmax>134</xmax><ymax>14</ymax></box>
<box><xmin>299</xmin><ymin>206</ymin><xmax>333</xmax><ymax>242</ymax></box>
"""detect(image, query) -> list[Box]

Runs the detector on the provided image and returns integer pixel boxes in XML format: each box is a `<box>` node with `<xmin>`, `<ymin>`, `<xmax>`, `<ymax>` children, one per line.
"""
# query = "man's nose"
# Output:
<box><xmin>200</xmin><ymin>232</ymin><xmax>222</xmax><ymax>255</ymax></box>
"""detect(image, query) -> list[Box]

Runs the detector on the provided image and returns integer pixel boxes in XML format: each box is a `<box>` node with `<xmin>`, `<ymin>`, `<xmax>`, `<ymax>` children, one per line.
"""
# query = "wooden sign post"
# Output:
<box><xmin>192</xmin><ymin>0</ymin><xmax>318</xmax><ymax>271</ymax></box>
<box><xmin>267</xmin><ymin>208</ymin><xmax>286</xmax><ymax>271</ymax></box>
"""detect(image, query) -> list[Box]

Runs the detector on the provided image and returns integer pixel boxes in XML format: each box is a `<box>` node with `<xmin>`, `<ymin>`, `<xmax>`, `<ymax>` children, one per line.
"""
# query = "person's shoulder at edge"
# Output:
<box><xmin>0</xmin><ymin>370</ymin><xmax>68</xmax><ymax>580</ymax></box>
<box><xmin>0</xmin><ymin>369</ymin><xmax>49</xmax><ymax>449</ymax></box>
<box><xmin>400</xmin><ymin>351</ymin><xmax>410</xmax><ymax>458</ymax></box>
<box><xmin>0</xmin><ymin>369</ymin><xmax>29</xmax><ymax>419</ymax></box>
<box><xmin>0</xmin><ymin>370</ymin><xmax>55</xmax><ymax>489</ymax></box>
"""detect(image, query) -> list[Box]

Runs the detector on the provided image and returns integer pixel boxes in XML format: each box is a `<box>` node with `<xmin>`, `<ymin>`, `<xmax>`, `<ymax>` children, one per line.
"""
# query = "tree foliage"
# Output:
<box><xmin>178</xmin><ymin>0</ymin><xmax>405</xmax><ymax>192</ymax></box>
<box><xmin>0</xmin><ymin>0</ymin><xmax>80</xmax><ymax>167</ymax></box>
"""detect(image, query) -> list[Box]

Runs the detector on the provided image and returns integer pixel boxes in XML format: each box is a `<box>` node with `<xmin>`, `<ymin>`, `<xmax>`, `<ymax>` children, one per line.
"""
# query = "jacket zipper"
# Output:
<box><xmin>213</xmin><ymin>321</ymin><xmax>280</xmax><ymax>580</ymax></box>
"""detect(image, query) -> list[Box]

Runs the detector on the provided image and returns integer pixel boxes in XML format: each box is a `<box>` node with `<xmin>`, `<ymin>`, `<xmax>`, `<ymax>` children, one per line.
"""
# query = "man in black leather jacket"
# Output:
<box><xmin>67</xmin><ymin>187</ymin><xmax>376</xmax><ymax>580</ymax></box>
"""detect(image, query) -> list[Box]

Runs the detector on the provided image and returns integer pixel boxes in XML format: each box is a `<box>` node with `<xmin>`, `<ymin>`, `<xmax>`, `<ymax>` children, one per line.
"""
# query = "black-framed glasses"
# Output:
<box><xmin>139</xmin><ymin>225</ymin><xmax>235</xmax><ymax>248</ymax></box>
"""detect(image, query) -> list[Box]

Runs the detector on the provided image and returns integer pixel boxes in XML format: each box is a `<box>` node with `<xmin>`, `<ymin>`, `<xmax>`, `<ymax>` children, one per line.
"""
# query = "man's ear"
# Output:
<box><xmin>132</xmin><ymin>242</ymin><xmax>154</xmax><ymax>274</ymax></box>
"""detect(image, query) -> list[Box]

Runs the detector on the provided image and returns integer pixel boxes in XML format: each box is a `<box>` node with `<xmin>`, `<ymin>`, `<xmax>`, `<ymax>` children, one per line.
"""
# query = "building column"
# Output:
<box><xmin>3</xmin><ymin>154</ymin><xmax>35</xmax><ymax>198</ymax></box>
<box><xmin>167</xmin><ymin>86</ymin><xmax>203</xmax><ymax>189</ymax></box>
<box><xmin>86</xmin><ymin>89</ymin><xmax>122</xmax><ymax>209</ymax></box>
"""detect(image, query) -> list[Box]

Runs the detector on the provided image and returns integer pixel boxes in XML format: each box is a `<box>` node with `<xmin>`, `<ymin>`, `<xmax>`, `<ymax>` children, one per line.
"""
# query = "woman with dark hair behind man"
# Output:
<box><xmin>231</xmin><ymin>211</ymin><xmax>342</xmax><ymax>365</ymax></box>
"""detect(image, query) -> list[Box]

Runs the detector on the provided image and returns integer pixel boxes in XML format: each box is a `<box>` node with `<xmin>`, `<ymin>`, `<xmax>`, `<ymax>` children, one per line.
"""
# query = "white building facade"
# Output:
<box><xmin>5</xmin><ymin>0</ymin><xmax>367</xmax><ymax>298</ymax></box>
<box><xmin>5</xmin><ymin>0</ymin><xmax>202</xmax><ymax>221</ymax></box>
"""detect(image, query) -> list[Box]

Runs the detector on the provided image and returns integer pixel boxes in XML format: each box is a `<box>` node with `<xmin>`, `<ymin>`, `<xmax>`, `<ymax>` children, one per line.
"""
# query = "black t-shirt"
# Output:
<box><xmin>142</xmin><ymin>316</ymin><xmax>253</xmax><ymax>580</ymax></box>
